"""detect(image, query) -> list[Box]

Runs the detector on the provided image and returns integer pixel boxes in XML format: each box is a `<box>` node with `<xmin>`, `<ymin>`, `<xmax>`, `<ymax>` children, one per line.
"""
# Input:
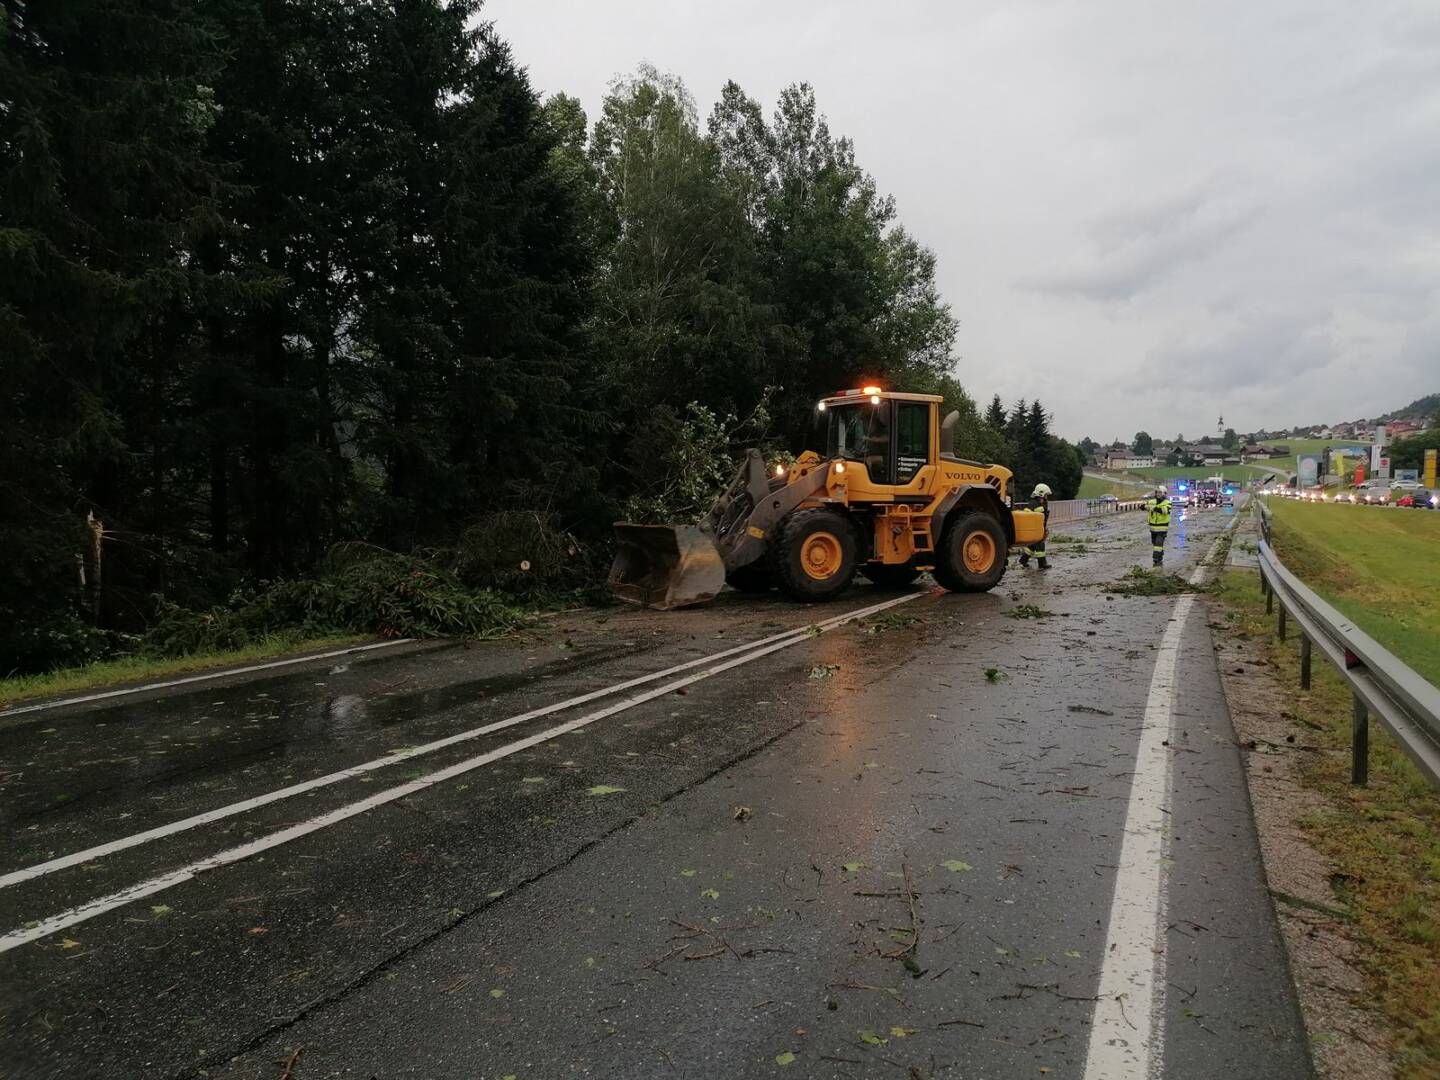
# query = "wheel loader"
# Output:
<box><xmin>609</xmin><ymin>386</ymin><xmax>1047</xmax><ymax>608</ymax></box>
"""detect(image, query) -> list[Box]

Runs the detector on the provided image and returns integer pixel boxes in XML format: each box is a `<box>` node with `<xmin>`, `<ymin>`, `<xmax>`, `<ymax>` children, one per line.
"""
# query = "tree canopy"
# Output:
<box><xmin>1</xmin><ymin>0</ymin><xmax>1086</xmax><ymax>673</ymax></box>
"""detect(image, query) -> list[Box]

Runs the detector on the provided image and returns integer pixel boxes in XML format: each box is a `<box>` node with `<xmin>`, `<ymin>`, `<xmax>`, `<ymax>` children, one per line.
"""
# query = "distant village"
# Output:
<box><xmin>1094</xmin><ymin>414</ymin><xmax>1433</xmax><ymax>472</ymax></box>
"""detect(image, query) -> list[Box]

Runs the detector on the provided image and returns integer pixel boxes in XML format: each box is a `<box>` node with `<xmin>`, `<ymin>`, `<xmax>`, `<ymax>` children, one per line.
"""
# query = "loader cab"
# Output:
<box><xmin>819</xmin><ymin>389</ymin><xmax>941</xmax><ymax>489</ymax></box>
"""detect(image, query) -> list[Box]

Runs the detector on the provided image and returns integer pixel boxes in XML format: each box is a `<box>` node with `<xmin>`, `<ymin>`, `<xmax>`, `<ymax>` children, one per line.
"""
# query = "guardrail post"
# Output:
<box><xmin>1300</xmin><ymin>635</ymin><xmax>1312</xmax><ymax>690</ymax></box>
<box><xmin>1351</xmin><ymin>695</ymin><xmax>1369</xmax><ymax>785</ymax></box>
<box><xmin>1263</xmin><ymin>573</ymin><xmax>1273</xmax><ymax>613</ymax></box>
<box><xmin>1277</xmin><ymin>603</ymin><xmax>1287</xmax><ymax>642</ymax></box>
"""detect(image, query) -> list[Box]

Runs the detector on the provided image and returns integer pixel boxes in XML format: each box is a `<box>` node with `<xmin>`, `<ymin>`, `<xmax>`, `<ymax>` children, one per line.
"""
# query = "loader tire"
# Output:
<box><xmin>774</xmin><ymin>508</ymin><xmax>858</xmax><ymax>602</ymax></box>
<box><xmin>726</xmin><ymin>563</ymin><xmax>774</xmax><ymax>593</ymax></box>
<box><xmin>933</xmin><ymin>510</ymin><xmax>1008</xmax><ymax>593</ymax></box>
<box><xmin>860</xmin><ymin>564</ymin><xmax>921</xmax><ymax>589</ymax></box>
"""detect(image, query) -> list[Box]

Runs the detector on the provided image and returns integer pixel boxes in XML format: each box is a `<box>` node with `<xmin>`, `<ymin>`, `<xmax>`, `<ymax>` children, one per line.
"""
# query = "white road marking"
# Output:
<box><xmin>1</xmin><ymin>594</ymin><xmax>919</xmax><ymax>891</ymax></box>
<box><xmin>1081</xmin><ymin>518</ymin><xmax>1237</xmax><ymax>1080</ymax></box>
<box><xmin>0</xmin><ymin>639</ymin><xmax>417</xmax><ymax>720</ymax></box>
<box><xmin>0</xmin><ymin>592</ymin><xmax>920</xmax><ymax>952</ymax></box>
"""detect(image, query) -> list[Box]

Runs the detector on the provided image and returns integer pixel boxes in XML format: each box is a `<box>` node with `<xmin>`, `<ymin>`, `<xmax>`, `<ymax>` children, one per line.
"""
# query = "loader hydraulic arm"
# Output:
<box><xmin>702</xmin><ymin>449</ymin><xmax>829</xmax><ymax>572</ymax></box>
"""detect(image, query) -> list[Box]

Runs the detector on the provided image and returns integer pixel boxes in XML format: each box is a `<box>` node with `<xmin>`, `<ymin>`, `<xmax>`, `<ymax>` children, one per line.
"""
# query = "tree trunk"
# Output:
<box><xmin>86</xmin><ymin>511</ymin><xmax>104</xmax><ymax>625</ymax></box>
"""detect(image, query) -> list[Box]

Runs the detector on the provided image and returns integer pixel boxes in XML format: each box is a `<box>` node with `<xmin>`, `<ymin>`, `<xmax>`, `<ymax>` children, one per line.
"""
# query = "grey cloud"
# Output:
<box><xmin>1143</xmin><ymin>315</ymin><xmax>1337</xmax><ymax>393</ymax></box>
<box><xmin>484</xmin><ymin>0</ymin><xmax>1438</xmax><ymax>438</ymax></box>
<box><xmin>1015</xmin><ymin>185</ymin><xmax>1260</xmax><ymax>303</ymax></box>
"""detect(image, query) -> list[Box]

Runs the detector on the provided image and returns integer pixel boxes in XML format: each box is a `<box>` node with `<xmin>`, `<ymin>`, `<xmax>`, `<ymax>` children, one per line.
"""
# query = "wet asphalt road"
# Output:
<box><xmin>0</xmin><ymin>504</ymin><xmax>1313</xmax><ymax>1080</ymax></box>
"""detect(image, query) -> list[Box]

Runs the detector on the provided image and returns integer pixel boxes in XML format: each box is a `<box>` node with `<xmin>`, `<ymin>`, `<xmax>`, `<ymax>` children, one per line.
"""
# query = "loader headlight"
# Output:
<box><xmin>834</xmin><ymin>461</ymin><xmax>846</xmax><ymax>475</ymax></box>
<box><xmin>817</xmin><ymin>400</ymin><xmax>827</xmax><ymax>412</ymax></box>
<box><xmin>774</xmin><ymin>464</ymin><xmax>786</xmax><ymax>477</ymax></box>
<box><xmin>869</xmin><ymin>394</ymin><xmax>881</xmax><ymax>405</ymax></box>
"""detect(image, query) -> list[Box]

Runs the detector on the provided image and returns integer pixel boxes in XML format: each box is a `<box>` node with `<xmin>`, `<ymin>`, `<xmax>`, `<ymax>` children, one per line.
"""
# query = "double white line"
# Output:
<box><xmin>0</xmin><ymin>592</ymin><xmax>921</xmax><ymax>954</ymax></box>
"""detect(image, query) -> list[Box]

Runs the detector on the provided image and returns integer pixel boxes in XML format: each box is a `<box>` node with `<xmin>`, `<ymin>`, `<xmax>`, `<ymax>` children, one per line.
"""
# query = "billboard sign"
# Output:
<box><xmin>1426</xmin><ymin>448</ymin><xmax>1438</xmax><ymax>490</ymax></box>
<box><xmin>1297</xmin><ymin>454</ymin><xmax>1320</xmax><ymax>487</ymax></box>
<box><xmin>1395</xmin><ymin>468</ymin><xmax>1419</xmax><ymax>482</ymax></box>
<box><xmin>1371</xmin><ymin>444</ymin><xmax>1391</xmax><ymax>481</ymax></box>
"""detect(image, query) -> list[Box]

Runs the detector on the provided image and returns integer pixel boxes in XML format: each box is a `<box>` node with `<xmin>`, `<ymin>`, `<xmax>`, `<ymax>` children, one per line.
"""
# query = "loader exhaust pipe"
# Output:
<box><xmin>608</xmin><ymin>524</ymin><xmax>726</xmax><ymax>610</ymax></box>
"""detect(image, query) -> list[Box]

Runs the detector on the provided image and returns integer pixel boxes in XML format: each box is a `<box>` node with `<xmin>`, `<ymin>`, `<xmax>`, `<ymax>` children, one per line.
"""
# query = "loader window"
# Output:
<box><xmin>826</xmin><ymin>402</ymin><xmax>891</xmax><ymax>484</ymax></box>
<box><xmin>895</xmin><ymin>402</ymin><xmax>930</xmax><ymax>484</ymax></box>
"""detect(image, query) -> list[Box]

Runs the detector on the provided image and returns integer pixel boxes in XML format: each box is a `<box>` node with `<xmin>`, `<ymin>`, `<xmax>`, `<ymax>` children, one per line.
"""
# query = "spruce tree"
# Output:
<box><xmin>985</xmin><ymin>395</ymin><xmax>1007</xmax><ymax>430</ymax></box>
<box><xmin>1</xmin><ymin>0</ymin><xmax>231</xmax><ymax>657</ymax></box>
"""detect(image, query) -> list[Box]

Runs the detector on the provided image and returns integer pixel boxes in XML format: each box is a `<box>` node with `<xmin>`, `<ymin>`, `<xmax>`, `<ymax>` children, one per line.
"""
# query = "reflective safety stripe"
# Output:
<box><xmin>1146</xmin><ymin>498</ymin><xmax>1171</xmax><ymax>528</ymax></box>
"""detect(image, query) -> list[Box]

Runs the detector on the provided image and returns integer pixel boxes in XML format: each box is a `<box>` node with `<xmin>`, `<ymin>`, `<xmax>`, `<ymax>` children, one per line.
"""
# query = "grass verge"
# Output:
<box><xmin>1214</xmin><ymin>569</ymin><xmax>1440</xmax><ymax>1077</ymax></box>
<box><xmin>1265</xmin><ymin>497</ymin><xmax>1440</xmax><ymax>684</ymax></box>
<box><xmin>0</xmin><ymin>632</ymin><xmax>367</xmax><ymax>711</ymax></box>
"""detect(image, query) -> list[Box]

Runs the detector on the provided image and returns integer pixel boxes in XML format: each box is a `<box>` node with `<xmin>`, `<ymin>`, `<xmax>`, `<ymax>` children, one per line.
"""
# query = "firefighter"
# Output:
<box><xmin>1146</xmin><ymin>484</ymin><xmax>1171</xmax><ymax>567</ymax></box>
<box><xmin>1018</xmin><ymin>483</ymin><xmax>1052</xmax><ymax>570</ymax></box>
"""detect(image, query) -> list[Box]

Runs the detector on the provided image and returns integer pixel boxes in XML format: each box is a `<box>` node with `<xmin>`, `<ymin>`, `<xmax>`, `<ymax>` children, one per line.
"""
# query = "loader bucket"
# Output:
<box><xmin>609</xmin><ymin>524</ymin><xmax>726</xmax><ymax>609</ymax></box>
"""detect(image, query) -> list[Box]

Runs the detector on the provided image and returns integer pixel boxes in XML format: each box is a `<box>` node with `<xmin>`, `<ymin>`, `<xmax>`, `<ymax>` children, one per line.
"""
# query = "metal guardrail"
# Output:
<box><xmin>1255</xmin><ymin>499</ymin><xmax>1440</xmax><ymax>787</ymax></box>
<box><xmin>1048</xmin><ymin>498</ymin><xmax>1146</xmax><ymax>524</ymax></box>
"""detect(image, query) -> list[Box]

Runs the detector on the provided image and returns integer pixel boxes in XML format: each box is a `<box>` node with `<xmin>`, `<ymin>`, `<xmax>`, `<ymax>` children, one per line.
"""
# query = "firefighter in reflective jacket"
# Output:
<box><xmin>1019</xmin><ymin>483</ymin><xmax>1052</xmax><ymax>570</ymax></box>
<box><xmin>1146</xmin><ymin>485</ymin><xmax>1171</xmax><ymax>567</ymax></box>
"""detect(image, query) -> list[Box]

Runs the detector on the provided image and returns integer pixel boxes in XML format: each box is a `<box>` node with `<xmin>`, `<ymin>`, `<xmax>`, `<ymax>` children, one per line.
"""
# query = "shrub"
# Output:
<box><xmin>0</xmin><ymin>610</ymin><xmax>132</xmax><ymax>676</ymax></box>
<box><xmin>142</xmin><ymin>549</ymin><xmax>525</xmax><ymax>657</ymax></box>
<box><xmin>451</xmin><ymin>511</ymin><xmax>599</xmax><ymax>602</ymax></box>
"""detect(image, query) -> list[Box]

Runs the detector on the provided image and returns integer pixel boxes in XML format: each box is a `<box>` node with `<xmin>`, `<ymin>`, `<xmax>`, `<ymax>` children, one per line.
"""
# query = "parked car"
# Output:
<box><xmin>1390</xmin><ymin>479</ymin><xmax>1421</xmax><ymax>491</ymax></box>
<box><xmin>1099</xmin><ymin>494</ymin><xmax>1119</xmax><ymax>505</ymax></box>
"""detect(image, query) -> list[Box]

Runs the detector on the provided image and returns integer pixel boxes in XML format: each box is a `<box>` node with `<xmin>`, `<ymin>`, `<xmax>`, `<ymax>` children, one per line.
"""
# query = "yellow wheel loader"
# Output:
<box><xmin>609</xmin><ymin>387</ymin><xmax>1047</xmax><ymax>609</ymax></box>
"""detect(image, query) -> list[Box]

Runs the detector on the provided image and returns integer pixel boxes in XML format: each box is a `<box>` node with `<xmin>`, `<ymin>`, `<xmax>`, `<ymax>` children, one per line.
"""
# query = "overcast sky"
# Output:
<box><xmin>483</xmin><ymin>0</ymin><xmax>1439</xmax><ymax>442</ymax></box>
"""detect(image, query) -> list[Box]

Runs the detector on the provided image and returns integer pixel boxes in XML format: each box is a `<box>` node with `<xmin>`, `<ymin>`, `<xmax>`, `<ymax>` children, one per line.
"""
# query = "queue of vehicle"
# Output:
<box><xmin>1261</xmin><ymin>478</ymin><xmax>1437</xmax><ymax>509</ymax></box>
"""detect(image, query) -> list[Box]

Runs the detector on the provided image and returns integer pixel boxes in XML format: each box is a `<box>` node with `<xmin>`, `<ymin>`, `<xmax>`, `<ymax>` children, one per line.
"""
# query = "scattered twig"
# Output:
<box><xmin>740</xmin><ymin>945</ymin><xmax>795</xmax><ymax>958</ymax></box>
<box><xmin>641</xmin><ymin>943</ymin><xmax>688</xmax><ymax>971</ymax></box>
<box><xmin>277</xmin><ymin>1046</ymin><xmax>303</xmax><ymax>1080</ymax></box>
<box><xmin>1116</xmin><ymin>994</ymin><xmax>1137</xmax><ymax>1030</ymax></box>
<box><xmin>881</xmin><ymin>864</ymin><xmax>921</xmax><ymax>960</ymax></box>
<box><xmin>683</xmin><ymin>946</ymin><xmax>726</xmax><ymax>961</ymax></box>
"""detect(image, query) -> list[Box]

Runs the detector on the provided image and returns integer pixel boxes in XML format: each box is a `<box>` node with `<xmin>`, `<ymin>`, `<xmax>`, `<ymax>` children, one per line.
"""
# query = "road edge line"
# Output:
<box><xmin>0</xmin><ymin>639</ymin><xmax>420</xmax><ymax>720</ymax></box>
<box><xmin>1081</xmin><ymin>515</ymin><xmax>1239</xmax><ymax>1078</ymax></box>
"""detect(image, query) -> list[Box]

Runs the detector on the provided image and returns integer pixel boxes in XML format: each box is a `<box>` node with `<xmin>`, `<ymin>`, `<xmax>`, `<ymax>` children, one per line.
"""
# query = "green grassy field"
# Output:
<box><xmin>1078</xmin><ymin>475</ymin><xmax>1135</xmax><ymax>498</ymax></box>
<box><xmin>0</xmin><ymin>632</ymin><xmax>368</xmax><ymax>710</ymax></box>
<box><xmin>1261</xmin><ymin>437</ymin><xmax>1369</xmax><ymax>460</ymax></box>
<box><xmin>1265</xmin><ymin>497</ymin><xmax>1440</xmax><ymax>684</ymax></box>
<box><xmin>1126</xmin><ymin>464</ymin><xmax>1273</xmax><ymax>483</ymax></box>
